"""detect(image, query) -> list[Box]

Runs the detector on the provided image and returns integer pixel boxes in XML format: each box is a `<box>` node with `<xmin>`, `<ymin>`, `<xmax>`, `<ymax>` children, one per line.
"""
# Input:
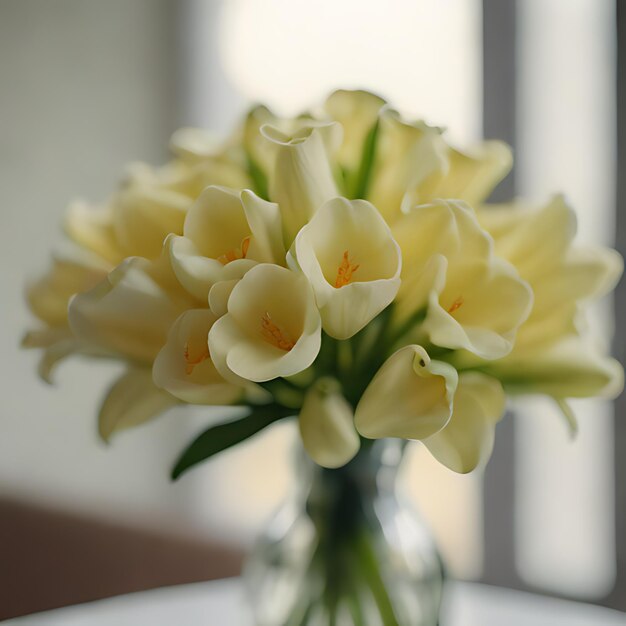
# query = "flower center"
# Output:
<box><xmin>334</xmin><ymin>250</ymin><xmax>360</xmax><ymax>288</ymax></box>
<box><xmin>261</xmin><ymin>312</ymin><xmax>295</xmax><ymax>351</ymax></box>
<box><xmin>184</xmin><ymin>341</ymin><xmax>210</xmax><ymax>375</ymax></box>
<box><xmin>447</xmin><ymin>296</ymin><xmax>464</xmax><ymax>314</ymax></box>
<box><xmin>218</xmin><ymin>235</ymin><xmax>251</xmax><ymax>265</ymax></box>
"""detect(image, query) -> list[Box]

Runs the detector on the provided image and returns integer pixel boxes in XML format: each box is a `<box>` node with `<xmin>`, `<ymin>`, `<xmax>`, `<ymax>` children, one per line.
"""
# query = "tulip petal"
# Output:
<box><xmin>294</xmin><ymin>197</ymin><xmax>401</xmax><ymax>339</ymax></box>
<box><xmin>68</xmin><ymin>258</ymin><xmax>187</xmax><ymax>362</ymax></box>
<box><xmin>99</xmin><ymin>368</ymin><xmax>178</xmax><ymax>442</ymax></box>
<box><xmin>112</xmin><ymin>185</ymin><xmax>189</xmax><ymax>259</ymax></box>
<box><xmin>425</xmin><ymin>141</ymin><xmax>513</xmax><ymax>206</ymax></box>
<box><xmin>483</xmin><ymin>336</ymin><xmax>624</xmax><ymax>399</ymax></box>
<box><xmin>355</xmin><ymin>345</ymin><xmax>458</xmax><ymax>440</ymax></box>
<box><xmin>166</xmin><ymin>234</ymin><xmax>225</xmax><ymax>301</ymax></box>
<box><xmin>263</xmin><ymin>124</ymin><xmax>339</xmax><ymax>243</ymax></box>
<box><xmin>423</xmin><ymin>373</ymin><xmax>505</xmax><ymax>473</ymax></box>
<box><xmin>299</xmin><ymin>377</ymin><xmax>360</xmax><ymax>469</ymax></box>
<box><xmin>368</xmin><ymin>109</ymin><xmax>447</xmax><ymax>223</ymax></box>
<box><xmin>208</xmin><ymin>264</ymin><xmax>322</xmax><ymax>382</ymax></box>
<box><xmin>324</xmin><ymin>89</ymin><xmax>386</xmax><ymax>182</ymax></box>
<box><xmin>64</xmin><ymin>201</ymin><xmax>124</xmax><ymax>265</ymax></box>
<box><xmin>153</xmin><ymin>309</ymin><xmax>243</xmax><ymax>405</ymax></box>
<box><xmin>26</xmin><ymin>245</ymin><xmax>110</xmax><ymax>327</ymax></box>
<box><xmin>424</xmin><ymin>256</ymin><xmax>533</xmax><ymax>359</ymax></box>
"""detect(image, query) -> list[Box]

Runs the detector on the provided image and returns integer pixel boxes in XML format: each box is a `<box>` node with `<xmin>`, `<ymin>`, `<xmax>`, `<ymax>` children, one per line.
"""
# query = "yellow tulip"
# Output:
<box><xmin>263</xmin><ymin>123</ymin><xmax>340</xmax><ymax>243</ymax></box>
<box><xmin>368</xmin><ymin>109</ymin><xmax>446</xmax><ymax>223</ymax></box>
<box><xmin>292</xmin><ymin>197</ymin><xmax>401</xmax><ymax>339</ymax></box>
<box><xmin>167</xmin><ymin>186</ymin><xmax>286</xmax><ymax>301</ymax></box>
<box><xmin>299</xmin><ymin>377</ymin><xmax>360</xmax><ymax>469</ymax></box>
<box><xmin>478</xmin><ymin>195</ymin><xmax>623</xmax><ymax>350</ymax></box>
<box><xmin>412</xmin><ymin>140</ymin><xmax>512</xmax><ymax>208</ymax></box>
<box><xmin>208</xmin><ymin>264</ymin><xmax>321</xmax><ymax>383</ymax></box>
<box><xmin>393</xmin><ymin>200</ymin><xmax>532</xmax><ymax>359</ymax></box>
<box><xmin>152</xmin><ymin>309</ymin><xmax>243</xmax><ymax>405</ymax></box>
<box><xmin>423</xmin><ymin>372</ymin><xmax>505</xmax><ymax>473</ymax></box>
<box><xmin>355</xmin><ymin>345</ymin><xmax>458</xmax><ymax>440</ymax></box>
<box><xmin>367</xmin><ymin>108</ymin><xmax>511</xmax><ymax>224</ymax></box>
<box><xmin>68</xmin><ymin>255</ymin><xmax>195</xmax><ymax>363</ymax></box>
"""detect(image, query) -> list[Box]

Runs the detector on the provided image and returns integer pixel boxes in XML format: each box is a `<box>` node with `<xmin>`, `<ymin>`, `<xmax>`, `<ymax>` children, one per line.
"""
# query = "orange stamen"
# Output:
<box><xmin>334</xmin><ymin>250</ymin><xmax>360</xmax><ymax>288</ymax></box>
<box><xmin>184</xmin><ymin>341</ymin><xmax>210</xmax><ymax>375</ymax></box>
<box><xmin>218</xmin><ymin>235</ymin><xmax>251</xmax><ymax>266</ymax></box>
<box><xmin>447</xmin><ymin>296</ymin><xmax>464</xmax><ymax>314</ymax></box>
<box><xmin>261</xmin><ymin>312</ymin><xmax>295</xmax><ymax>351</ymax></box>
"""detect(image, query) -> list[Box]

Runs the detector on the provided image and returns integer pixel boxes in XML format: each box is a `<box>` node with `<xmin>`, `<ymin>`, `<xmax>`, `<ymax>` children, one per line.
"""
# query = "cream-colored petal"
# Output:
<box><xmin>208</xmin><ymin>264</ymin><xmax>322</xmax><ymax>382</ymax></box>
<box><xmin>208</xmin><ymin>279</ymin><xmax>240</xmax><ymax>318</ymax></box>
<box><xmin>355</xmin><ymin>345</ymin><xmax>458</xmax><ymax>440</ymax></box>
<box><xmin>99</xmin><ymin>368</ymin><xmax>178</xmax><ymax>442</ymax></box>
<box><xmin>64</xmin><ymin>201</ymin><xmax>124</xmax><ymax>265</ymax></box>
<box><xmin>183</xmin><ymin>186</ymin><xmax>251</xmax><ymax>257</ymax></box>
<box><xmin>240</xmin><ymin>190</ymin><xmax>286</xmax><ymax>264</ymax></box>
<box><xmin>294</xmin><ymin>197</ymin><xmax>401</xmax><ymax>339</ymax></box>
<box><xmin>166</xmin><ymin>234</ymin><xmax>230</xmax><ymax>301</ymax></box>
<box><xmin>26</xmin><ymin>245</ymin><xmax>110</xmax><ymax>326</ymax></box>
<box><xmin>243</xmin><ymin>104</ymin><xmax>281</xmax><ymax>175</ymax></box>
<box><xmin>423</xmin><ymin>373</ymin><xmax>505</xmax><ymax>473</ymax></box>
<box><xmin>393</xmin><ymin>254</ymin><xmax>446</xmax><ymax>328</ymax></box>
<box><xmin>225</xmin><ymin>324</ymin><xmax>321</xmax><ymax>382</ymax></box>
<box><xmin>22</xmin><ymin>327</ymin><xmax>96</xmax><ymax>383</ymax></box>
<box><xmin>393</xmin><ymin>199</ymin><xmax>492</xmax><ymax>281</ymax></box>
<box><xmin>368</xmin><ymin>109</ymin><xmax>447</xmax><ymax>223</ymax></box>
<box><xmin>323</xmin><ymin>89</ymin><xmax>386</xmax><ymax>178</ymax></box>
<box><xmin>424</xmin><ymin>256</ymin><xmax>533</xmax><ymax>359</ymax></box>
<box><xmin>169</xmin><ymin>127</ymin><xmax>219</xmax><ymax>161</ymax></box>
<box><xmin>22</xmin><ymin>326</ymin><xmax>74</xmax><ymax>349</ymax></box>
<box><xmin>38</xmin><ymin>337</ymin><xmax>83</xmax><ymax>383</ymax></box>
<box><xmin>531</xmin><ymin>247</ymin><xmax>624</xmax><ymax>313</ymax></box>
<box><xmin>483</xmin><ymin>336</ymin><xmax>624</xmax><ymax>399</ymax></box>
<box><xmin>153</xmin><ymin>309</ymin><xmax>243</xmax><ymax>405</ymax></box>
<box><xmin>423</xmin><ymin>140</ymin><xmax>512</xmax><ymax>206</ymax></box>
<box><xmin>264</xmin><ymin>124</ymin><xmax>339</xmax><ymax>243</ymax></box>
<box><xmin>112</xmin><ymin>185</ymin><xmax>190</xmax><ymax>259</ymax></box>
<box><xmin>68</xmin><ymin>257</ymin><xmax>186</xmax><ymax>362</ymax></box>
<box><xmin>299</xmin><ymin>377</ymin><xmax>360</xmax><ymax>469</ymax></box>
<box><xmin>168</xmin><ymin>187</ymin><xmax>279</xmax><ymax>300</ymax></box>
<box><xmin>478</xmin><ymin>195</ymin><xmax>577</xmax><ymax>280</ymax></box>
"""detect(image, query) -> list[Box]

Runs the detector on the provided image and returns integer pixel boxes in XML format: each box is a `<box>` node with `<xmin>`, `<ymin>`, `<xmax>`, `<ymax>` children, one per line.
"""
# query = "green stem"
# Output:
<box><xmin>356</xmin><ymin>530</ymin><xmax>400</xmax><ymax>626</ymax></box>
<box><xmin>246</xmin><ymin>154</ymin><xmax>269</xmax><ymax>200</ymax></box>
<box><xmin>347</xmin><ymin>590</ymin><xmax>366</xmax><ymax>626</ymax></box>
<box><xmin>352</xmin><ymin>119</ymin><xmax>380</xmax><ymax>200</ymax></box>
<box><xmin>385</xmin><ymin>307</ymin><xmax>427</xmax><ymax>351</ymax></box>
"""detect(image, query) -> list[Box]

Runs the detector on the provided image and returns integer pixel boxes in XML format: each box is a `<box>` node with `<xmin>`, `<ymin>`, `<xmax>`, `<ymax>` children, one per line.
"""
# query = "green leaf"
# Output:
<box><xmin>352</xmin><ymin>119</ymin><xmax>380</xmax><ymax>200</ymax></box>
<box><xmin>246</xmin><ymin>154</ymin><xmax>270</xmax><ymax>201</ymax></box>
<box><xmin>171</xmin><ymin>403</ymin><xmax>293</xmax><ymax>480</ymax></box>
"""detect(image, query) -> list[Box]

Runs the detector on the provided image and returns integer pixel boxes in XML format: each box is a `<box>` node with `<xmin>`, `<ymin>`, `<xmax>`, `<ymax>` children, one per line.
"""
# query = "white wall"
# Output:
<box><xmin>0</xmin><ymin>0</ymin><xmax>223</xmax><ymax>538</ymax></box>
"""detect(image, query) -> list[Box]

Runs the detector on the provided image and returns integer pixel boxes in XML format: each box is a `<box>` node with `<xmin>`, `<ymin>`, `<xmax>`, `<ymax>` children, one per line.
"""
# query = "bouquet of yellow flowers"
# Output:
<box><xmin>24</xmin><ymin>89</ymin><xmax>621</xmax><ymax>473</ymax></box>
<box><xmin>24</xmin><ymin>91</ymin><xmax>623</xmax><ymax>474</ymax></box>
<box><xmin>23</xmin><ymin>89</ymin><xmax>623</xmax><ymax>624</ymax></box>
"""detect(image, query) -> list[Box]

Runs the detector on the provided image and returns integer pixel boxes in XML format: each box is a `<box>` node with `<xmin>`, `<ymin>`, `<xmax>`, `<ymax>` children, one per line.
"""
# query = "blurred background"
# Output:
<box><xmin>1</xmin><ymin>0</ymin><xmax>625</xmax><ymax>620</ymax></box>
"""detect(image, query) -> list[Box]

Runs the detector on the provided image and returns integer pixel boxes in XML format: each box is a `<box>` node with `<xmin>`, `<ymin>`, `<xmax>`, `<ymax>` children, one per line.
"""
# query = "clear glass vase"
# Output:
<box><xmin>244</xmin><ymin>439</ymin><xmax>444</xmax><ymax>625</ymax></box>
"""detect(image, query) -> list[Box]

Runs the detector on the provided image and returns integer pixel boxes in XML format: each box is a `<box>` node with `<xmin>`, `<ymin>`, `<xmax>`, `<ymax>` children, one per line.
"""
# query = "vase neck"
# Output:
<box><xmin>299</xmin><ymin>440</ymin><xmax>405</xmax><ymax>530</ymax></box>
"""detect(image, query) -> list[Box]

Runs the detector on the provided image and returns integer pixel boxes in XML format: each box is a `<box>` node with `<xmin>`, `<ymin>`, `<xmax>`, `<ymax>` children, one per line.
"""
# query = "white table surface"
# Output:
<box><xmin>3</xmin><ymin>578</ymin><xmax>626</xmax><ymax>626</ymax></box>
